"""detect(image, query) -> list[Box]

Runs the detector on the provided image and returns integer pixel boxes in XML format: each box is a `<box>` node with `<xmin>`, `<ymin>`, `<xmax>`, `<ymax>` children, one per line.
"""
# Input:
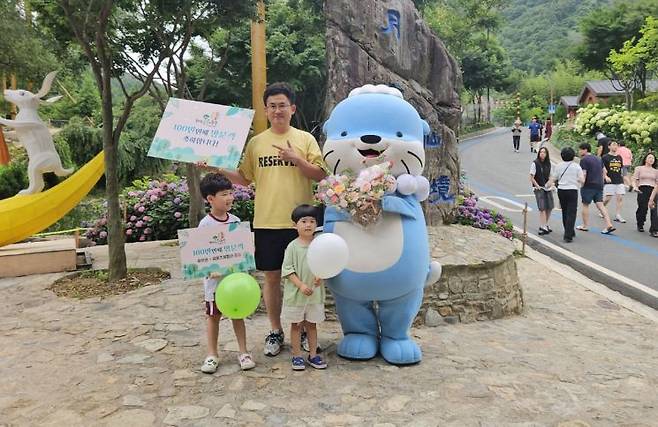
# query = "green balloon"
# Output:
<box><xmin>215</xmin><ymin>273</ymin><xmax>261</xmax><ymax>319</ymax></box>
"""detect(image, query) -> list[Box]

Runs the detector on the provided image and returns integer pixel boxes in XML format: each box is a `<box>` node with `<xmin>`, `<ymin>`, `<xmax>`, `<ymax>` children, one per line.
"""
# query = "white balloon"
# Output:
<box><xmin>396</xmin><ymin>174</ymin><xmax>417</xmax><ymax>195</ymax></box>
<box><xmin>415</xmin><ymin>176</ymin><xmax>430</xmax><ymax>201</ymax></box>
<box><xmin>425</xmin><ymin>261</ymin><xmax>442</xmax><ymax>287</ymax></box>
<box><xmin>307</xmin><ymin>233</ymin><xmax>349</xmax><ymax>279</ymax></box>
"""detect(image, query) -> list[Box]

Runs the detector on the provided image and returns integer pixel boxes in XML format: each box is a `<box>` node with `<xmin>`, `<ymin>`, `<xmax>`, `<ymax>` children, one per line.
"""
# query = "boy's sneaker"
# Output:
<box><xmin>238</xmin><ymin>353</ymin><xmax>256</xmax><ymax>371</ymax></box>
<box><xmin>264</xmin><ymin>330</ymin><xmax>284</xmax><ymax>357</ymax></box>
<box><xmin>201</xmin><ymin>356</ymin><xmax>219</xmax><ymax>374</ymax></box>
<box><xmin>292</xmin><ymin>356</ymin><xmax>306</xmax><ymax>371</ymax></box>
<box><xmin>307</xmin><ymin>355</ymin><xmax>327</xmax><ymax>369</ymax></box>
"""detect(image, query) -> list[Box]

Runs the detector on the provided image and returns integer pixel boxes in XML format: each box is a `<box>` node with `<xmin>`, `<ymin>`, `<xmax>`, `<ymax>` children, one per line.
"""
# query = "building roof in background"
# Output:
<box><xmin>577</xmin><ymin>80</ymin><xmax>658</xmax><ymax>104</ymax></box>
<box><xmin>560</xmin><ymin>96</ymin><xmax>579</xmax><ymax>107</ymax></box>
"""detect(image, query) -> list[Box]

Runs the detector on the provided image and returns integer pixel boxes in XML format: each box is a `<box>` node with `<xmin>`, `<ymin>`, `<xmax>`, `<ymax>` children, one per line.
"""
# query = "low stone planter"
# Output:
<box><xmin>423</xmin><ymin>225</ymin><xmax>523</xmax><ymax>325</ymax></box>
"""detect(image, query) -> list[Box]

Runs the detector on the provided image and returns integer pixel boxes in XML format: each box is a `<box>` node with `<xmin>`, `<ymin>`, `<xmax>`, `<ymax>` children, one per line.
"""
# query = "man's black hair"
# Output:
<box><xmin>263</xmin><ymin>82</ymin><xmax>296</xmax><ymax>105</ymax></box>
<box><xmin>291</xmin><ymin>204</ymin><xmax>318</xmax><ymax>223</ymax></box>
<box><xmin>561</xmin><ymin>147</ymin><xmax>575</xmax><ymax>161</ymax></box>
<box><xmin>200</xmin><ymin>173</ymin><xmax>233</xmax><ymax>199</ymax></box>
<box><xmin>579</xmin><ymin>142</ymin><xmax>591</xmax><ymax>152</ymax></box>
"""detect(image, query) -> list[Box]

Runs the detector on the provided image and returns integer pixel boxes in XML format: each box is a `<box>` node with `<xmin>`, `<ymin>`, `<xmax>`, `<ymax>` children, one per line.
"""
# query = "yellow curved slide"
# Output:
<box><xmin>0</xmin><ymin>152</ymin><xmax>105</xmax><ymax>247</ymax></box>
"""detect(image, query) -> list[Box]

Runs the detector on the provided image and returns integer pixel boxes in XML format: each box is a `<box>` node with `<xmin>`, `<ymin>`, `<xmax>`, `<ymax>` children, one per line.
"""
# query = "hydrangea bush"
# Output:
<box><xmin>86</xmin><ymin>176</ymin><xmax>254</xmax><ymax>245</ymax></box>
<box><xmin>454</xmin><ymin>194</ymin><xmax>514</xmax><ymax>239</ymax></box>
<box><xmin>574</xmin><ymin>104</ymin><xmax>658</xmax><ymax>153</ymax></box>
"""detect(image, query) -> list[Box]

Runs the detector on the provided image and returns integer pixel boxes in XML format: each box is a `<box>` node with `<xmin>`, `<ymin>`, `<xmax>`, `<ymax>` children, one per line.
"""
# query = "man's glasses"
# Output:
<box><xmin>267</xmin><ymin>103</ymin><xmax>291</xmax><ymax>111</ymax></box>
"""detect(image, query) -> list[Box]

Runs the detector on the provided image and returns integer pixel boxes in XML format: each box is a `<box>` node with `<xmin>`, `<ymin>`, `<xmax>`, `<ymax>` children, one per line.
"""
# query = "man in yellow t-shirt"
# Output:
<box><xmin>217</xmin><ymin>82</ymin><xmax>326</xmax><ymax>357</ymax></box>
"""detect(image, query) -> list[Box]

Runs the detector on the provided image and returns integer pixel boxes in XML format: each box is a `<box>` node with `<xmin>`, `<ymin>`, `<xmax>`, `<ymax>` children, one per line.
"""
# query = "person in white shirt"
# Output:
<box><xmin>548</xmin><ymin>147</ymin><xmax>584</xmax><ymax>243</ymax></box>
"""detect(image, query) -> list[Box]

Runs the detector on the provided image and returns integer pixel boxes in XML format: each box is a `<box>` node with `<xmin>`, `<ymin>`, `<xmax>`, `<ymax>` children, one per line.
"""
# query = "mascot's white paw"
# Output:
<box><xmin>425</xmin><ymin>261</ymin><xmax>442</xmax><ymax>287</ymax></box>
<box><xmin>307</xmin><ymin>233</ymin><xmax>349</xmax><ymax>279</ymax></box>
<box><xmin>396</xmin><ymin>174</ymin><xmax>417</xmax><ymax>195</ymax></box>
<box><xmin>415</xmin><ymin>176</ymin><xmax>430</xmax><ymax>201</ymax></box>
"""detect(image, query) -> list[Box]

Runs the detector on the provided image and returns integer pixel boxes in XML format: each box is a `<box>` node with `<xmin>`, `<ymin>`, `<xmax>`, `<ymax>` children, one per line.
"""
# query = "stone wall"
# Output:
<box><xmin>422</xmin><ymin>225</ymin><xmax>524</xmax><ymax>326</ymax></box>
<box><xmin>324</xmin><ymin>0</ymin><xmax>463</xmax><ymax>224</ymax></box>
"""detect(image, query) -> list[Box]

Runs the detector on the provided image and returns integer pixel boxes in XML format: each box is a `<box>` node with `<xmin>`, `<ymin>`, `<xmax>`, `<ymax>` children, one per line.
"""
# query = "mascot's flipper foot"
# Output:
<box><xmin>380</xmin><ymin>337</ymin><xmax>421</xmax><ymax>365</ymax></box>
<box><xmin>337</xmin><ymin>333</ymin><xmax>378</xmax><ymax>360</ymax></box>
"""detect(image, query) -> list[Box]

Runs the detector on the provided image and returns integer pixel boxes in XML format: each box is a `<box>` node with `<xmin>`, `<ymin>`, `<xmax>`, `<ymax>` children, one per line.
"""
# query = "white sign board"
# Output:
<box><xmin>148</xmin><ymin>98</ymin><xmax>254</xmax><ymax>168</ymax></box>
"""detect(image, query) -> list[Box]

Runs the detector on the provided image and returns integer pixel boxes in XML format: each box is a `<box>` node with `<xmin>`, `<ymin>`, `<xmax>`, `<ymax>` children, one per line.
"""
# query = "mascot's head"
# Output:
<box><xmin>322</xmin><ymin>84</ymin><xmax>430</xmax><ymax>177</ymax></box>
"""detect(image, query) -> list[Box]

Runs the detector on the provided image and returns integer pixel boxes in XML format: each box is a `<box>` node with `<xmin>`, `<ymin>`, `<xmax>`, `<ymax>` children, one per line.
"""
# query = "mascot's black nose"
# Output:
<box><xmin>360</xmin><ymin>134</ymin><xmax>381</xmax><ymax>144</ymax></box>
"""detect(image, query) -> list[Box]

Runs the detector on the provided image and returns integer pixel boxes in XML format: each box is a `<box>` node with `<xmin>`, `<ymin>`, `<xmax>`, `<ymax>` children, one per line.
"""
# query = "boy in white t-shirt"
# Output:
<box><xmin>199</xmin><ymin>173</ymin><xmax>255</xmax><ymax>373</ymax></box>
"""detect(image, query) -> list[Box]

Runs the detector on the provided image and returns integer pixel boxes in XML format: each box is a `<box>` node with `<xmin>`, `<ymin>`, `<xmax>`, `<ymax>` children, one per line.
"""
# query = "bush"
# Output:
<box><xmin>86</xmin><ymin>176</ymin><xmax>255</xmax><ymax>245</ymax></box>
<box><xmin>0</xmin><ymin>160</ymin><xmax>28</xmax><ymax>199</ymax></box>
<box><xmin>552</xmin><ymin>127</ymin><xmax>592</xmax><ymax>151</ymax></box>
<box><xmin>574</xmin><ymin>104</ymin><xmax>658</xmax><ymax>158</ymax></box>
<box><xmin>44</xmin><ymin>195</ymin><xmax>106</xmax><ymax>233</ymax></box>
<box><xmin>0</xmin><ymin>137</ymin><xmax>75</xmax><ymax>198</ymax></box>
<box><xmin>454</xmin><ymin>194</ymin><xmax>513</xmax><ymax>239</ymax></box>
<box><xmin>55</xmin><ymin>117</ymin><xmax>102</xmax><ymax>167</ymax></box>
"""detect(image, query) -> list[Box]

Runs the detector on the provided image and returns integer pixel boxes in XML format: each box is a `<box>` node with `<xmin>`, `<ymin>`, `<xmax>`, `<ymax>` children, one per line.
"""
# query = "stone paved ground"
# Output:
<box><xmin>1</xmin><ymin>241</ymin><xmax>657</xmax><ymax>426</ymax></box>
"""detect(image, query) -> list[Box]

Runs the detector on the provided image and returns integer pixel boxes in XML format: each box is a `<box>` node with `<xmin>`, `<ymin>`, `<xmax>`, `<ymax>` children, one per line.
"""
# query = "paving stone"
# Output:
<box><xmin>241</xmin><ymin>400</ymin><xmax>267</xmax><ymax>411</ymax></box>
<box><xmin>135</xmin><ymin>338</ymin><xmax>168</xmax><ymax>352</ymax></box>
<box><xmin>214</xmin><ymin>403</ymin><xmax>236</xmax><ymax>419</ymax></box>
<box><xmin>1</xmin><ymin>239</ymin><xmax>657</xmax><ymax>426</ymax></box>
<box><xmin>163</xmin><ymin>406</ymin><xmax>210</xmax><ymax>425</ymax></box>
<box><xmin>104</xmin><ymin>409</ymin><xmax>156</xmax><ymax>427</ymax></box>
<box><xmin>116</xmin><ymin>354</ymin><xmax>151</xmax><ymax>364</ymax></box>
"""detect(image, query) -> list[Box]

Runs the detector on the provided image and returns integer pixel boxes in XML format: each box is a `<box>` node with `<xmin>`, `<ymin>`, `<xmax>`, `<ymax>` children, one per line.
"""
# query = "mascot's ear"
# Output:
<box><xmin>422</xmin><ymin>120</ymin><xmax>430</xmax><ymax>136</ymax></box>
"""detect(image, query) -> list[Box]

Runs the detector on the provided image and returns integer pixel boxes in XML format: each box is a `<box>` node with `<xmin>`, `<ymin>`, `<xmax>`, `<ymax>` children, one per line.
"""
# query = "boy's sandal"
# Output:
<box><xmin>576</xmin><ymin>225</ymin><xmax>589</xmax><ymax>231</ymax></box>
<box><xmin>201</xmin><ymin>356</ymin><xmax>219</xmax><ymax>374</ymax></box>
<box><xmin>601</xmin><ymin>227</ymin><xmax>616</xmax><ymax>235</ymax></box>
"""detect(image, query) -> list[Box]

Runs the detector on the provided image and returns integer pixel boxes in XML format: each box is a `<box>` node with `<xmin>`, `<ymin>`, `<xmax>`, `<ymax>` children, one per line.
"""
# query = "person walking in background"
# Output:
<box><xmin>577</xmin><ymin>143</ymin><xmax>616</xmax><ymax>234</ymax></box>
<box><xmin>530</xmin><ymin>147</ymin><xmax>554</xmax><ymax>235</ymax></box>
<box><xmin>511</xmin><ymin>118</ymin><xmax>522</xmax><ymax>153</ymax></box>
<box><xmin>595</xmin><ymin>132</ymin><xmax>611</xmax><ymax>157</ymax></box>
<box><xmin>602</xmin><ymin>141</ymin><xmax>626</xmax><ymax>223</ymax></box>
<box><xmin>617</xmin><ymin>141</ymin><xmax>633</xmax><ymax>191</ymax></box>
<box><xmin>528</xmin><ymin>117</ymin><xmax>541</xmax><ymax>153</ymax></box>
<box><xmin>632</xmin><ymin>152</ymin><xmax>658</xmax><ymax>235</ymax></box>
<box><xmin>544</xmin><ymin>117</ymin><xmax>553</xmax><ymax>141</ymax></box>
<box><xmin>549</xmin><ymin>147</ymin><xmax>584</xmax><ymax>243</ymax></box>
<box><xmin>648</xmin><ymin>182</ymin><xmax>658</xmax><ymax>238</ymax></box>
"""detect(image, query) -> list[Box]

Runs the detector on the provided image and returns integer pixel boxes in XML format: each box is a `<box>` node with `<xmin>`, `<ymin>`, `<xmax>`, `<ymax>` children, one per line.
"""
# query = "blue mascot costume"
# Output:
<box><xmin>307</xmin><ymin>84</ymin><xmax>442</xmax><ymax>365</ymax></box>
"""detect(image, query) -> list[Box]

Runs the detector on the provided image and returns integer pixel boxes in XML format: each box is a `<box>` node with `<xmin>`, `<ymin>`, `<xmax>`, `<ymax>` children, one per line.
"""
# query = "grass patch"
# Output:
<box><xmin>49</xmin><ymin>268</ymin><xmax>170</xmax><ymax>299</ymax></box>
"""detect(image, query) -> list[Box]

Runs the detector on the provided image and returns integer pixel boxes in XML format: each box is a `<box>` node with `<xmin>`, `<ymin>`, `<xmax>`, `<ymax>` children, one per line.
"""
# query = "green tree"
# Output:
<box><xmin>0</xmin><ymin>1</ymin><xmax>57</xmax><ymax>81</ymax></box>
<box><xmin>34</xmin><ymin>0</ymin><xmax>200</xmax><ymax>281</ymax></box>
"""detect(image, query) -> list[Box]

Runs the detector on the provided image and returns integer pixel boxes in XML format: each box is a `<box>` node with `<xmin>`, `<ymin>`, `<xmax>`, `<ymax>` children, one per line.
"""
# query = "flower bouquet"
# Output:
<box><xmin>316</xmin><ymin>162</ymin><xmax>397</xmax><ymax>227</ymax></box>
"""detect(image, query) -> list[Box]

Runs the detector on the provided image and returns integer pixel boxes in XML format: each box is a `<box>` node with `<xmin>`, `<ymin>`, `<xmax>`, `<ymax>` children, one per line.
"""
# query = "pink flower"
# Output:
<box><xmin>99</xmin><ymin>231</ymin><xmax>107</xmax><ymax>239</ymax></box>
<box><xmin>150</xmin><ymin>195</ymin><xmax>159</xmax><ymax>202</ymax></box>
<box><xmin>144</xmin><ymin>228</ymin><xmax>152</xmax><ymax>234</ymax></box>
<box><xmin>126</xmin><ymin>229</ymin><xmax>133</xmax><ymax>236</ymax></box>
<box><xmin>138</xmin><ymin>206</ymin><xmax>145</xmax><ymax>213</ymax></box>
<box><xmin>139</xmin><ymin>236</ymin><xmax>146</xmax><ymax>241</ymax></box>
<box><xmin>174</xmin><ymin>212</ymin><xmax>182</xmax><ymax>219</ymax></box>
<box><xmin>143</xmin><ymin>215</ymin><xmax>151</xmax><ymax>222</ymax></box>
<box><xmin>136</xmin><ymin>221</ymin><xmax>144</xmax><ymax>228</ymax></box>
<box><xmin>130</xmin><ymin>215</ymin><xmax>137</xmax><ymax>221</ymax></box>
<box><xmin>173</xmin><ymin>197</ymin><xmax>181</xmax><ymax>205</ymax></box>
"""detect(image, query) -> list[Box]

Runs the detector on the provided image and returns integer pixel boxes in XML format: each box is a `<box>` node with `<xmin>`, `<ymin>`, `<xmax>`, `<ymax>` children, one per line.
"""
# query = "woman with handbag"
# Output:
<box><xmin>529</xmin><ymin>147</ymin><xmax>554</xmax><ymax>235</ymax></box>
<box><xmin>549</xmin><ymin>147</ymin><xmax>584</xmax><ymax>243</ymax></box>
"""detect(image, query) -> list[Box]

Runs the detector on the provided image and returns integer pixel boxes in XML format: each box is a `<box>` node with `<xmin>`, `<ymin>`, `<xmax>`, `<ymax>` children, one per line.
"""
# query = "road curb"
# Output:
<box><xmin>514</xmin><ymin>226</ymin><xmax>658</xmax><ymax>315</ymax></box>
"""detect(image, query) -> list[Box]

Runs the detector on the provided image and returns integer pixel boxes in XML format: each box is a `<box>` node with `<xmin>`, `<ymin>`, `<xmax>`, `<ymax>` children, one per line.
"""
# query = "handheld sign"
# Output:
<box><xmin>177</xmin><ymin>222</ymin><xmax>256</xmax><ymax>280</ymax></box>
<box><xmin>148</xmin><ymin>98</ymin><xmax>254</xmax><ymax>168</ymax></box>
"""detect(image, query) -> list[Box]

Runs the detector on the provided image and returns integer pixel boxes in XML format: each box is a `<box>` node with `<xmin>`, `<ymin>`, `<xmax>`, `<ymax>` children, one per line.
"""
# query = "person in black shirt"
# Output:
<box><xmin>602</xmin><ymin>140</ymin><xmax>626</xmax><ymax>222</ymax></box>
<box><xmin>596</xmin><ymin>132</ymin><xmax>611</xmax><ymax>157</ymax></box>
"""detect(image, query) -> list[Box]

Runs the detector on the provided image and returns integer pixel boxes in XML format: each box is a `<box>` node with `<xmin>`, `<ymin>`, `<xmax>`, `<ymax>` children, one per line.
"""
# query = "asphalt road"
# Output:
<box><xmin>460</xmin><ymin>127</ymin><xmax>658</xmax><ymax>295</ymax></box>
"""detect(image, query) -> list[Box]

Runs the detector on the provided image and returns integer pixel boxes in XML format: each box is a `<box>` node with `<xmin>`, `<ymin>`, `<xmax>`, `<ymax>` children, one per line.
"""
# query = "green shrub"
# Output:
<box><xmin>54</xmin><ymin>117</ymin><xmax>102</xmax><ymax>167</ymax></box>
<box><xmin>0</xmin><ymin>138</ymin><xmax>74</xmax><ymax>198</ymax></box>
<box><xmin>0</xmin><ymin>160</ymin><xmax>28</xmax><ymax>199</ymax></box>
<box><xmin>85</xmin><ymin>176</ymin><xmax>255</xmax><ymax>244</ymax></box>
